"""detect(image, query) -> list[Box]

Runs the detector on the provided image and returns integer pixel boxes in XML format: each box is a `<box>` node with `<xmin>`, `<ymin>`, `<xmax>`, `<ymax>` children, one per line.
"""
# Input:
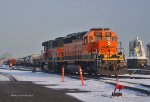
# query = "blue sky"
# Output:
<box><xmin>0</xmin><ymin>0</ymin><xmax>150</xmax><ymax>57</ymax></box>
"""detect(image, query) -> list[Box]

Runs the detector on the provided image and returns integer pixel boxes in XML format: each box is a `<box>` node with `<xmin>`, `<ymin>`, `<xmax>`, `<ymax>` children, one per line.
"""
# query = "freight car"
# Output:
<box><xmin>6</xmin><ymin>58</ymin><xmax>17</xmax><ymax>66</ymax></box>
<box><xmin>16</xmin><ymin>53</ymin><xmax>41</xmax><ymax>68</ymax></box>
<box><xmin>41</xmin><ymin>28</ymin><xmax>127</xmax><ymax>75</ymax></box>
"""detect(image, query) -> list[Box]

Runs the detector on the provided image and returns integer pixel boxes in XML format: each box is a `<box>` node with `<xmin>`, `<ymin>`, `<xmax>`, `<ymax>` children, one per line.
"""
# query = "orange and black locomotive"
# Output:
<box><xmin>41</xmin><ymin>28</ymin><xmax>127</xmax><ymax>75</ymax></box>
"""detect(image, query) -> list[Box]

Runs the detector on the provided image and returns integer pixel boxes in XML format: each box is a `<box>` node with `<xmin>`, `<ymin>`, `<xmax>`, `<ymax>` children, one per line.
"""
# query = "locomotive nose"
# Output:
<box><xmin>108</xmin><ymin>64</ymin><xmax>116</xmax><ymax>71</ymax></box>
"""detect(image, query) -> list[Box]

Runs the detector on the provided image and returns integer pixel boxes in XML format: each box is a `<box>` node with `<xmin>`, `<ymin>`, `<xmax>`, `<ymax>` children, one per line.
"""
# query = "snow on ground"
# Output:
<box><xmin>0</xmin><ymin>65</ymin><xmax>9</xmax><ymax>69</ymax></box>
<box><xmin>0</xmin><ymin>65</ymin><xmax>150</xmax><ymax>102</ymax></box>
<box><xmin>101</xmin><ymin>74</ymin><xmax>150</xmax><ymax>92</ymax></box>
<box><xmin>0</xmin><ymin>74</ymin><xmax>10</xmax><ymax>81</ymax></box>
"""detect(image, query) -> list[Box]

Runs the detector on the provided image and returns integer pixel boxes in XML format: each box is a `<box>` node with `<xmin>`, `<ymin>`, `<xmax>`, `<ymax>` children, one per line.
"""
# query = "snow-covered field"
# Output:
<box><xmin>0</xmin><ymin>65</ymin><xmax>150</xmax><ymax>102</ymax></box>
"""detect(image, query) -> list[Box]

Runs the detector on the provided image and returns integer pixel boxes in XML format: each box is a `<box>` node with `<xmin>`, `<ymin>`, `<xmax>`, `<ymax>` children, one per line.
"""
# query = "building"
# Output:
<box><xmin>127</xmin><ymin>36</ymin><xmax>147</xmax><ymax>68</ymax></box>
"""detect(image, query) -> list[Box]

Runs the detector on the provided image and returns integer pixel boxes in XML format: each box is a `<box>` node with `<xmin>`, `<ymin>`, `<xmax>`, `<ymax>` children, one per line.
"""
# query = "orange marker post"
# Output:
<box><xmin>79</xmin><ymin>66</ymin><xmax>84</xmax><ymax>86</ymax></box>
<box><xmin>61</xmin><ymin>66</ymin><xmax>64</xmax><ymax>82</ymax></box>
<box><xmin>112</xmin><ymin>75</ymin><xmax>124</xmax><ymax>96</ymax></box>
<box><xmin>115</xmin><ymin>76</ymin><xmax>124</xmax><ymax>90</ymax></box>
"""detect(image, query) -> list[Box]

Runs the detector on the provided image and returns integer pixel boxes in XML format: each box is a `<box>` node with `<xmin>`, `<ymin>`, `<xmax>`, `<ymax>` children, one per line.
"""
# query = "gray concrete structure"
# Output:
<box><xmin>146</xmin><ymin>43</ymin><xmax>150</xmax><ymax>66</ymax></box>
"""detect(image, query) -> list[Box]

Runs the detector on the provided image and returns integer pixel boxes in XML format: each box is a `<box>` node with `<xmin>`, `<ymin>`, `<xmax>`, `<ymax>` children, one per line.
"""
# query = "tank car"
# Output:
<box><xmin>15</xmin><ymin>53</ymin><xmax>41</xmax><ymax>68</ymax></box>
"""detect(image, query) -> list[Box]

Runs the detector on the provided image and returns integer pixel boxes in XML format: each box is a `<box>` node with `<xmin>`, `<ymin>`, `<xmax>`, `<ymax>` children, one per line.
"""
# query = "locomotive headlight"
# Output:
<box><xmin>108</xmin><ymin>41</ymin><xmax>110</xmax><ymax>46</ymax></box>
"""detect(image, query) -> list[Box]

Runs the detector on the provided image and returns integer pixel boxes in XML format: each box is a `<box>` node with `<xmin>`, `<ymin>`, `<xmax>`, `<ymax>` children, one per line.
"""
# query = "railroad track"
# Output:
<box><xmin>64</xmin><ymin>74</ymin><xmax>150</xmax><ymax>96</ymax></box>
<box><xmin>0</xmin><ymin>72</ymin><xmax>17</xmax><ymax>81</ymax></box>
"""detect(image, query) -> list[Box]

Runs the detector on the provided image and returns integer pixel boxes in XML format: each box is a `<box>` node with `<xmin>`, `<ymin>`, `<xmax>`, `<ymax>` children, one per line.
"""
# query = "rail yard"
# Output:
<box><xmin>0</xmin><ymin>25</ymin><xmax>150</xmax><ymax>102</ymax></box>
<box><xmin>1</xmin><ymin>27</ymin><xmax>150</xmax><ymax>102</ymax></box>
<box><xmin>1</xmin><ymin>1</ymin><xmax>150</xmax><ymax>102</ymax></box>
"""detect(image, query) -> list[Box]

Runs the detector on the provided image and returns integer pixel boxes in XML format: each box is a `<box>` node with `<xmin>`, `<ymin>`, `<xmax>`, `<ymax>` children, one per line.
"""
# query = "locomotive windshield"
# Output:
<box><xmin>95</xmin><ymin>36</ymin><xmax>102</xmax><ymax>41</ymax></box>
<box><xmin>112</xmin><ymin>36</ymin><xmax>117</xmax><ymax>42</ymax></box>
<box><xmin>104</xmin><ymin>32</ymin><xmax>111</xmax><ymax>41</ymax></box>
<box><xmin>94</xmin><ymin>32</ymin><xmax>102</xmax><ymax>41</ymax></box>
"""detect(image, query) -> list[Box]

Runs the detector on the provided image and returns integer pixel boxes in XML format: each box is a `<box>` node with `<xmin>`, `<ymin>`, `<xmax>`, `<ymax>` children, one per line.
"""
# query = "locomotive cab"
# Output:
<box><xmin>82</xmin><ymin>28</ymin><xmax>118</xmax><ymax>59</ymax></box>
